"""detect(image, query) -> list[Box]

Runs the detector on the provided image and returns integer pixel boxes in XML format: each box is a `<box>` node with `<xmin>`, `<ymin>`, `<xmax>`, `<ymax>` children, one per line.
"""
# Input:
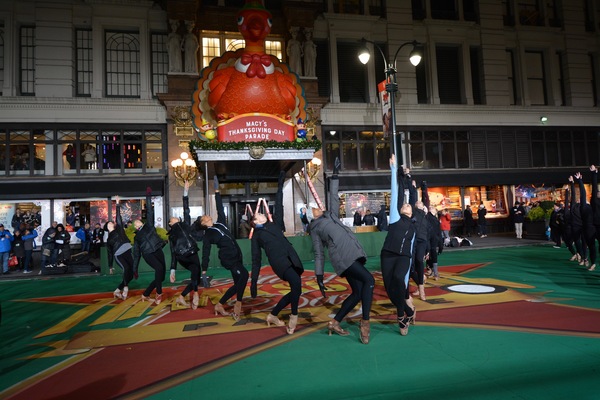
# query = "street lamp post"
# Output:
<box><xmin>359</xmin><ymin>39</ymin><xmax>423</xmax><ymax>166</ymax></box>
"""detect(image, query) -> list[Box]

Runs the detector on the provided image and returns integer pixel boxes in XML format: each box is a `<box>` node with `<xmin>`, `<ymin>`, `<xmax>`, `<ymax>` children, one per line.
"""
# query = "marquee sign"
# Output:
<box><xmin>217</xmin><ymin>113</ymin><xmax>295</xmax><ymax>142</ymax></box>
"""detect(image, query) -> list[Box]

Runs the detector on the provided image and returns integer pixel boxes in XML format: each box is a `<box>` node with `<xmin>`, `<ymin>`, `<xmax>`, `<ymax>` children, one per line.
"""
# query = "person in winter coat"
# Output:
<box><xmin>168</xmin><ymin>181</ymin><xmax>202</xmax><ymax>310</ymax></box>
<box><xmin>22</xmin><ymin>227</ymin><xmax>38</xmax><ymax>273</ymax></box>
<box><xmin>201</xmin><ymin>176</ymin><xmax>247</xmax><ymax>320</ymax></box>
<box><xmin>76</xmin><ymin>223</ymin><xmax>92</xmax><ymax>253</ymax></box>
<box><xmin>380</xmin><ymin>154</ymin><xmax>417</xmax><ymax>336</ymax></box>
<box><xmin>463</xmin><ymin>205</ymin><xmax>474</xmax><ymax>237</ymax></box>
<box><xmin>251</xmin><ymin>171</ymin><xmax>304</xmax><ymax>335</ymax></box>
<box><xmin>91</xmin><ymin>223</ymin><xmax>105</xmax><ymax>258</ymax></box>
<box><xmin>106</xmin><ymin>196</ymin><xmax>135</xmax><ymax>300</ymax></box>
<box><xmin>353</xmin><ymin>210</ymin><xmax>363</xmax><ymax>226</ymax></box>
<box><xmin>439</xmin><ymin>209</ymin><xmax>452</xmax><ymax>239</ymax></box>
<box><xmin>132</xmin><ymin>187</ymin><xmax>167</xmax><ymax>304</ymax></box>
<box><xmin>11</xmin><ymin>229</ymin><xmax>25</xmax><ymax>271</ymax></box>
<box><xmin>376</xmin><ymin>204</ymin><xmax>388</xmax><ymax>232</ymax></box>
<box><xmin>362</xmin><ymin>210</ymin><xmax>376</xmax><ymax>226</ymax></box>
<box><xmin>40</xmin><ymin>222</ymin><xmax>58</xmax><ymax>269</ymax></box>
<box><xmin>511</xmin><ymin>201</ymin><xmax>526</xmax><ymax>239</ymax></box>
<box><xmin>477</xmin><ymin>203</ymin><xmax>488</xmax><ymax>237</ymax></box>
<box><xmin>308</xmin><ymin>166</ymin><xmax>374</xmax><ymax>344</ymax></box>
<box><xmin>0</xmin><ymin>224</ymin><xmax>14</xmax><ymax>274</ymax></box>
<box><xmin>55</xmin><ymin>223</ymin><xmax>71</xmax><ymax>265</ymax></box>
<box><xmin>238</xmin><ymin>215</ymin><xmax>251</xmax><ymax>239</ymax></box>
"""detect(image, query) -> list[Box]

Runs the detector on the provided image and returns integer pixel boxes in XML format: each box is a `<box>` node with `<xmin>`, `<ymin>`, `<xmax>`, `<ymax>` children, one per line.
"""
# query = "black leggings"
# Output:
<box><xmin>177</xmin><ymin>252</ymin><xmax>201</xmax><ymax>297</ymax></box>
<box><xmin>427</xmin><ymin>238</ymin><xmax>439</xmax><ymax>267</ymax></box>
<box><xmin>380</xmin><ymin>250</ymin><xmax>414</xmax><ymax>318</ymax></box>
<box><xmin>220</xmin><ymin>264</ymin><xmax>249</xmax><ymax>304</ymax></box>
<box><xmin>271</xmin><ymin>267</ymin><xmax>302</xmax><ymax>316</ymax></box>
<box><xmin>411</xmin><ymin>240</ymin><xmax>427</xmax><ymax>286</ymax></box>
<box><xmin>143</xmin><ymin>248</ymin><xmax>166</xmax><ymax>296</ymax></box>
<box><xmin>336</xmin><ymin>260</ymin><xmax>374</xmax><ymax>321</ymax></box>
<box><xmin>562</xmin><ymin>225</ymin><xmax>576</xmax><ymax>255</ymax></box>
<box><xmin>115</xmin><ymin>250</ymin><xmax>134</xmax><ymax>291</ymax></box>
<box><xmin>582</xmin><ymin>226</ymin><xmax>597</xmax><ymax>264</ymax></box>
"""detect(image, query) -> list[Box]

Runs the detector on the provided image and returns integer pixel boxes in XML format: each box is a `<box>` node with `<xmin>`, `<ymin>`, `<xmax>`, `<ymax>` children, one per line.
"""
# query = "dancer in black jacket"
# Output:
<box><xmin>562</xmin><ymin>183</ymin><xmax>577</xmax><ymax>260</ymax></box>
<box><xmin>381</xmin><ymin>154</ymin><xmax>417</xmax><ymax>336</ymax></box>
<box><xmin>201</xmin><ymin>176</ymin><xmax>247</xmax><ymax>320</ymax></box>
<box><xmin>169</xmin><ymin>181</ymin><xmax>202</xmax><ymax>309</ymax></box>
<box><xmin>251</xmin><ymin>171</ymin><xmax>304</xmax><ymax>334</ymax></box>
<box><xmin>589</xmin><ymin>165</ymin><xmax>600</xmax><ymax>271</ymax></box>
<box><xmin>410</xmin><ymin>181</ymin><xmax>431</xmax><ymax>300</ymax></box>
<box><xmin>106</xmin><ymin>196</ymin><xmax>134</xmax><ymax>300</ymax></box>
<box><xmin>568</xmin><ymin>176</ymin><xmax>585</xmax><ymax>263</ymax></box>
<box><xmin>574</xmin><ymin>171</ymin><xmax>596</xmax><ymax>269</ymax></box>
<box><xmin>133</xmin><ymin>187</ymin><xmax>167</xmax><ymax>304</ymax></box>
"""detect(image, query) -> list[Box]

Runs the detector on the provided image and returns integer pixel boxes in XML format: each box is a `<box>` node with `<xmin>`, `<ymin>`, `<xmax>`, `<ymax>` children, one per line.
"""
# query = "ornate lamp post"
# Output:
<box><xmin>171</xmin><ymin>151</ymin><xmax>198</xmax><ymax>186</ymax></box>
<box><xmin>358</xmin><ymin>39</ymin><xmax>423</xmax><ymax>165</ymax></box>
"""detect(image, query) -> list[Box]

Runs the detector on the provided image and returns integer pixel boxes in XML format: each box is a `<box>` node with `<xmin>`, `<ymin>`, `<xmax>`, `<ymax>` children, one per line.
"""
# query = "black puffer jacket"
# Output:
<box><xmin>41</xmin><ymin>227</ymin><xmax>57</xmax><ymax>251</ymax></box>
<box><xmin>106</xmin><ymin>203</ymin><xmax>131</xmax><ymax>268</ymax></box>
<box><xmin>133</xmin><ymin>193</ymin><xmax>165</xmax><ymax>269</ymax></box>
<box><xmin>169</xmin><ymin>195</ymin><xmax>199</xmax><ymax>267</ymax></box>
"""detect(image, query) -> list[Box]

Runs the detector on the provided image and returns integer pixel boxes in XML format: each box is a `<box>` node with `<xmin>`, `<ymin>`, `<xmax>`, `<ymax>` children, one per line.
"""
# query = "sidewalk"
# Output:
<box><xmin>0</xmin><ymin>252</ymin><xmax>102</xmax><ymax>280</ymax></box>
<box><xmin>444</xmin><ymin>232</ymin><xmax>552</xmax><ymax>251</ymax></box>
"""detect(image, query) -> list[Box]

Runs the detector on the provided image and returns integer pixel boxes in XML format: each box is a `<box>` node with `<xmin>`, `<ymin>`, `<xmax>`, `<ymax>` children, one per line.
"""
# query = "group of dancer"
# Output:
<box><xmin>105</xmin><ymin>155</ymin><xmax>444</xmax><ymax>343</ymax></box>
<box><xmin>550</xmin><ymin>165</ymin><xmax>600</xmax><ymax>272</ymax></box>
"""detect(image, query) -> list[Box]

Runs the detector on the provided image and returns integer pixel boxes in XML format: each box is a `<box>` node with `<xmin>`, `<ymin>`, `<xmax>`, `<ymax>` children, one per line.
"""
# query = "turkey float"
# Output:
<box><xmin>192</xmin><ymin>0</ymin><xmax>307</xmax><ymax>143</ymax></box>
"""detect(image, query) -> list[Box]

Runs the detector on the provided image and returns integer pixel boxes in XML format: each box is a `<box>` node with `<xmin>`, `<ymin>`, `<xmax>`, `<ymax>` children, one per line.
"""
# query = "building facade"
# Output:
<box><xmin>1</xmin><ymin>0</ymin><xmax>600</xmax><ymax>239</ymax></box>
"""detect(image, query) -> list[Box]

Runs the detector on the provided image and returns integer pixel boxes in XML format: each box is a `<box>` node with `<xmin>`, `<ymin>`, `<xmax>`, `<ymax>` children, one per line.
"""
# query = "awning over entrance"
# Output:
<box><xmin>194</xmin><ymin>148</ymin><xmax>315</xmax><ymax>183</ymax></box>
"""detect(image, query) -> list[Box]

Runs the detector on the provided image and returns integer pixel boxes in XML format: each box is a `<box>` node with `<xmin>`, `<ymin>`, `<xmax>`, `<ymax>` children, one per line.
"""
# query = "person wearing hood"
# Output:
<box><xmin>168</xmin><ymin>181</ymin><xmax>202</xmax><ymax>310</ymax></box>
<box><xmin>40</xmin><ymin>221</ymin><xmax>58</xmax><ymax>270</ymax></box>
<box><xmin>132</xmin><ymin>187</ymin><xmax>167</xmax><ymax>304</ymax></box>
<box><xmin>251</xmin><ymin>171</ymin><xmax>304</xmax><ymax>335</ymax></box>
<box><xmin>106</xmin><ymin>196</ymin><xmax>134</xmax><ymax>300</ymax></box>
<box><xmin>238</xmin><ymin>214</ymin><xmax>251</xmax><ymax>239</ymax></box>
<box><xmin>376</xmin><ymin>203</ymin><xmax>388</xmax><ymax>232</ymax></box>
<box><xmin>380</xmin><ymin>154</ymin><xmax>417</xmax><ymax>336</ymax></box>
<box><xmin>308</xmin><ymin>159</ymin><xmax>374</xmax><ymax>344</ymax></box>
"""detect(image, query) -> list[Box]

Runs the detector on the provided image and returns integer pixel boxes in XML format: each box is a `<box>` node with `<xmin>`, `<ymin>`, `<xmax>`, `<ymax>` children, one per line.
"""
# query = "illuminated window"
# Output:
<box><xmin>225</xmin><ymin>38</ymin><xmax>245</xmax><ymax>52</ymax></box>
<box><xmin>265</xmin><ymin>40</ymin><xmax>282</xmax><ymax>61</ymax></box>
<box><xmin>201</xmin><ymin>32</ymin><xmax>283</xmax><ymax>69</ymax></box>
<box><xmin>202</xmin><ymin>37</ymin><xmax>221</xmax><ymax>69</ymax></box>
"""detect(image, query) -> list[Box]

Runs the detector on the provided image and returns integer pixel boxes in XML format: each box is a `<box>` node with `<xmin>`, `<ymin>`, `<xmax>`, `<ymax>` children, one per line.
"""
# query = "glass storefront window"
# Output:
<box><xmin>425</xmin><ymin>186</ymin><xmax>463</xmax><ymax>218</ymax></box>
<box><xmin>465</xmin><ymin>185</ymin><xmax>508</xmax><ymax>217</ymax></box>
<box><xmin>342</xmin><ymin>142</ymin><xmax>358</xmax><ymax>170</ymax></box>
<box><xmin>102</xmin><ymin>131</ymin><xmax>121</xmax><ymax>172</ymax></box>
<box><xmin>325</xmin><ymin>143</ymin><xmax>340</xmax><ymax>171</ymax></box>
<box><xmin>360</xmin><ymin>142</ymin><xmax>374</xmax><ymax>170</ymax></box>
<box><xmin>340</xmin><ymin>191</ymin><xmax>388</xmax><ymax>220</ymax></box>
<box><xmin>146</xmin><ymin>143</ymin><xmax>162</xmax><ymax>170</ymax></box>
<box><xmin>0</xmin><ymin>126</ymin><xmax>164</xmax><ymax>177</ymax></box>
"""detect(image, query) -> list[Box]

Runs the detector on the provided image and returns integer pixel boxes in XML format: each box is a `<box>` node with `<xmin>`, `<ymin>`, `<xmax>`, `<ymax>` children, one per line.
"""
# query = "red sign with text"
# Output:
<box><xmin>217</xmin><ymin>113</ymin><xmax>295</xmax><ymax>142</ymax></box>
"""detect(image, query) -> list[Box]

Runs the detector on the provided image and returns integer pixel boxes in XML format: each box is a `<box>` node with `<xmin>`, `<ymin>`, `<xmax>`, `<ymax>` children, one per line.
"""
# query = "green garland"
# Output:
<box><xmin>189</xmin><ymin>139</ymin><xmax>322</xmax><ymax>152</ymax></box>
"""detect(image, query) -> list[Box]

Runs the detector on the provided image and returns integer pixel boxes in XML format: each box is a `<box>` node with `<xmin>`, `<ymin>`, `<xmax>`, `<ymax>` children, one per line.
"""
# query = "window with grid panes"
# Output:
<box><xmin>201</xmin><ymin>33</ymin><xmax>283</xmax><ymax>69</ymax></box>
<box><xmin>324</xmin><ymin>128</ymin><xmax>389</xmax><ymax>172</ymax></box>
<box><xmin>76</xmin><ymin>29</ymin><xmax>93</xmax><ymax>97</ymax></box>
<box><xmin>0</xmin><ymin>26</ymin><xmax>4</xmax><ymax>95</ymax></box>
<box><xmin>151</xmin><ymin>33</ymin><xmax>168</xmax><ymax>96</ymax></box>
<box><xmin>20</xmin><ymin>26</ymin><xmax>35</xmax><ymax>95</ymax></box>
<box><xmin>525</xmin><ymin>51</ymin><xmax>547</xmax><ymax>105</ymax></box>
<box><xmin>105</xmin><ymin>31</ymin><xmax>140</xmax><ymax>97</ymax></box>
